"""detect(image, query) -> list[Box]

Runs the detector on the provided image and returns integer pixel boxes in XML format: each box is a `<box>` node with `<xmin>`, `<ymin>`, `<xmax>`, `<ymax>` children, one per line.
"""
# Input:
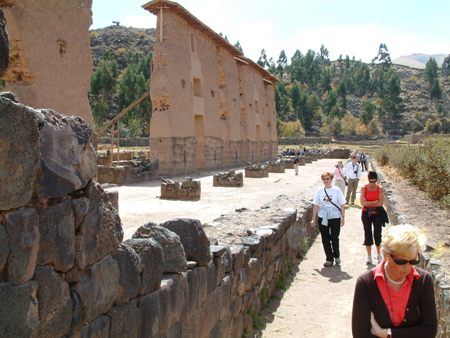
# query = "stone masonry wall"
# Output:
<box><xmin>0</xmin><ymin>93</ymin><xmax>316</xmax><ymax>337</ymax></box>
<box><xmin>369</xmin><ymin>159</ymin><xmax>450</xmax><ymax>338</ymax></box>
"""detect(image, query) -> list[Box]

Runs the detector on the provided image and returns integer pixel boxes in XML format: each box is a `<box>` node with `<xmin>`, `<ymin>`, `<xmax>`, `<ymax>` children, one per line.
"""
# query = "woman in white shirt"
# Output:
<box><xmin>311</xmin><ymin>172</ymin><xmax>346</xmax><ymax>267</ymax></box>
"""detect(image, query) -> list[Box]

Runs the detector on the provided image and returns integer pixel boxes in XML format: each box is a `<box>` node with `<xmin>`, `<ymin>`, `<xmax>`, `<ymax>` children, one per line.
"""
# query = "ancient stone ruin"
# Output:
<box><xmin>245</xmin><ymin>163</ymin><xmax>269</xmax><ymax>178</ymax></box>
<box><xmin>97</xmin><ymin>151</ymin><xmax>159</xmax><ymax>184</ymax></box>
<box><xmin>266</xmin><ymin>160</ymin><xmax>286</xmax><ymax>173</ymax></box>
<box><xmin>160</xmin><ymin>177</ymin><xmax>201</xmax><ymax>200</ymax></box>
<box><xmin>0</xmin><ymin>0</ymin><xmax>94</xmax><ymax>127</ymax></box>
<box><xmin>213</xmin><ymin>170</ymin><xmax>244</xmax><ymax>187</ymax></box>
<box><xmin>143</xmin><ymin>0</ymin><xmax>279</xmax><ymax>176</ymax></box>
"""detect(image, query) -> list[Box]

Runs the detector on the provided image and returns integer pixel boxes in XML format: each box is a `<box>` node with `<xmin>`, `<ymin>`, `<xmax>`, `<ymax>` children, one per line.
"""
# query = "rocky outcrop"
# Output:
<box><xmin>0</xmin><ymin>9</ymin><xmax>9</xmax><ymax>76</ymax></box>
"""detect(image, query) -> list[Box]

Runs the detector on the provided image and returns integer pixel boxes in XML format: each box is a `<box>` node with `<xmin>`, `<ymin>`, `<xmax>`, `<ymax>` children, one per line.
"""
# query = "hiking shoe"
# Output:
<box><xmin>366</xmin><ymin>256</ymin><xmax>372</xmax><ymax>265</ymax></box>
<box><xmin>335</xmin><ymin>258</ymin><xmax>341</xmax><ymax>265</ymax></box>
<box><xmin>377</xmin><ymin>255</ymin><xmax>382</xmax><ymax>264</ymax></box>
<box><xmin>324</xmin><ymin>261</ymin><xmax>333</xmax><ymax>267</ymax></box>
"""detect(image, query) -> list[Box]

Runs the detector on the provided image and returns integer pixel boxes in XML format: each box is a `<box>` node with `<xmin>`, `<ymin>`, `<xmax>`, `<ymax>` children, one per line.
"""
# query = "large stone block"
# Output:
<box><xmin>186</xmin><ymin>267</ymin><xmax>200</xmax><ymax>313</ymax></box>
<box><xmin>80</xmin><ymin>182</ymin><xmax>123</xmax><ymax>266</ymax></box>
<box><xmin>111</xmin><ymin>243</ymin><xmax>140</xmax><ymax>305</ymax></box>
<box><xmin>71</xmin><ymin>197</ymin><xmax>89</xmax><ymax>229</ymax></box>
<box><xmin>162</xmin><ymin>321</ymin><xmax>182</xmax><ymax>338</ymax></box>
<box><xmin>179</xmin><ymin>272</ymin><xmax>190</xmax><ymax>321</ymax></box>
<box><xmin>243</xmin><ymin>234</ymin><xmax>264</xmax><ymax>257</ymax></box>
<box><xmin>0</xmin><ymin>224</ymin><xmax>8</xmax><ymax>272</ymax></box>
<box><xmin>80</xmin><ymin>315</ymin><xmax>110</xmax><ymax>338</ymax></box>
<box><xmin>38</xmin><ymin>110</ymin><xmax>97</xmax><ymax>198</ymax></box>
<box><xmin>138</xmin><ymin>290</ymin><xmax>160</xmax><ymax>338</ymax></box>
<box><xmin>159</xmin><ymin>275</ymin><xmax>182</xmax><ymax>335</ymax></box>
<box><xmin>4</xmin><ymin>208</ymin><xmax>40</xmax><ymax>285</ymax></box>
<box><xmin>0</xmin><ymin>281</ymin><xmax>39</xmax><ymax>338</ymax></box>
<box><xmin>199</xmin><ymin>287</ymin><xmax>221</xmax><ymax>337</ymax></box>
<box><xmin>181</xmin><ymin>310</ymin><xmax>200</xmax><ymax>338</ymax></box>
<box><xmin>107</xmin><ymin>300</ymin><xmax>139</xmax><ymax>338</ymax></box>
<box><xmin>230</xmin><ymin>245</ymin><xmax>245</xmax><ymax>274</ymax></box>
<box><xmin>160</xmin><ymin>218</ymin><xmax>210</xmax><ymax>266</ymax></box>
<box><xmin>34</xmin><ymin>267</ymin><xmax>73</xmax><ymax>337</ymax></box>
<box><xmin>0</xmin><ymin>97</ymin><xmax>40</xmax><ymax>210</ymax></box>
<box><xmin>220</xmin><ymin>274</ymin><xmax>232</xmax><ymax>321</ymax></box>
<box><xmin>74</xmin><ymin>255</ymin><xmax>119</xmax><ymax>324</ymax></box>
<box><xmin>37</xmin><ymin>200</ymin><xmax>75</xmax><ymax>272</ymax></box>
<box><xmin>124</xmin><ymin>238</ymin><xmax>164</xmax><ymax>295</ymax></box>
<box><xmin>133</xmin><ymin>224</ymin><xmax>187</xmax><ymax>273</ymax></box>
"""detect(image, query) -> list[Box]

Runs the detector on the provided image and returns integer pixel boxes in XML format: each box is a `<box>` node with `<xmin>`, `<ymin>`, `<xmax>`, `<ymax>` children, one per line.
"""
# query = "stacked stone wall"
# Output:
<box><xmin>278</xmin><ymin>137</ymin><xmax>332</xmax><ymax>145</ymax></box>
<box><xmin>369</xmin><ymin>159</ymin><xmax>450</xmax><ymax>338</ymax></box>
<box><xmin>0</xmin><ymin>94</ymin><xmax>317</xmax><ymax>337</ymax></box>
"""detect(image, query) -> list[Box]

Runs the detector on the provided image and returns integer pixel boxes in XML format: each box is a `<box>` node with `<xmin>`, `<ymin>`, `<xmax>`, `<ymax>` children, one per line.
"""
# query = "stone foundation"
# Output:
<box><xmin>266</xmin><ymin>161</ymin><xmax>286</xmax><ymax>173</ymax></box>
<box><xmin>97</xmin><ymin>159</ymin><xmax>159</xmax><ymax>185</ymax></box>
<box><xmin>245</xmin><ymin>164</ymin><xmax>269</xmax><ymax>178</ymax></box>
<box><xmin>160</xmin><ymin>178</ymin><xmax>201</xmax><ymax>200</ymax></box>
<box><xmin>213</xmin><ymin>170</ymin><xmax>244</xmax><ymax>187</ymax></box>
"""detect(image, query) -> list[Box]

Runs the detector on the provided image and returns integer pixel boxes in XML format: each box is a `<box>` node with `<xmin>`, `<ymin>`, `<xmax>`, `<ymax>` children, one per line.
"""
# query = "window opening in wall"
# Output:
<box><xmin>184</xmin><ymin>150</ymin><xmax>187</xmax><ymax>162</ymax></box>
<box><xmin>235</xmin><ymin>150</ymin><xmax>238</xmax><ymax>159</ymax></box>
<box><xmin>255</xmin><ymin>101</ymin><xmax>259</xmax><ymax>113</ymax></box>
<box><xmin>190</xmin><ymin>33</ymin><xmax>195</xmax><ymax>52</ymax></box>
<box><xmin>214</xmin><ymin>151</ymin><xmax>216</xmax><ymax>161</ymax></box>
<box><xmin>193</xmin><ymin>77</ymin><xmax>202</xmax><ymax>97</ymax></box>
<box><xmin>252</xmin><ymin>150</ymin><xmax>254</xmax><ymax>160</ymax></box>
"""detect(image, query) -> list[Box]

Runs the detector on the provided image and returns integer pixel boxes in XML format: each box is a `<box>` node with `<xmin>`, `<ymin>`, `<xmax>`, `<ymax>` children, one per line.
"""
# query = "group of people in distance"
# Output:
<box><xmin>311</xmin><ymin>151</ymin><xmax>437</xmax><ymax>337</ymax></box>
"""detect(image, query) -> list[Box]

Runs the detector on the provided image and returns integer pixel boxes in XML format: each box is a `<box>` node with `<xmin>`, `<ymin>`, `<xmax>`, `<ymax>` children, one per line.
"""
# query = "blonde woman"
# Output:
<box><xmin>352</xmin><ymin>224</ymin><xmax>437</xmax><ymax>338</ymax></box>
<box><xmin>333</xmin><ymin>161</ymin><xmax>346</xmax><ymax>195</ymax></box>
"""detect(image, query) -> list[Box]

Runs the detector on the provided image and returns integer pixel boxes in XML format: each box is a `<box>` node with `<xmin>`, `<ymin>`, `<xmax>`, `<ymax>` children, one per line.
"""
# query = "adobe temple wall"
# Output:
<box><xmin>144</xmin><ymin>1</ymin><xmax>278</xmax><ymax>176</ymax></box>
<box><xmin>0</xmin><ymin>0</ymin><xmax>94</xmax><ymax>127</ymax></box>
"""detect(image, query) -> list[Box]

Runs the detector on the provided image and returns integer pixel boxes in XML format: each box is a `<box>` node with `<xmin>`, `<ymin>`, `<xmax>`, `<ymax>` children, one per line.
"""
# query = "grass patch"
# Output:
<box><xmin>432</xmin><ymin>241</ymin><xmax>450</xmax><ymax>259</ymax></box>
<box><xmin>300</xmin><ymin>237</ymin><xmax>309</xmax><ymax>256</ymax></box>
<box><xmin>260</xmin><ymin>288</ymin><xmax>268</xmax><ymax>305</ymax></box>
<box><xmin>247</xmin><ymin>304</ymin><xmax>263</xmax><ymax>329</ymax></box>
<box><xmin>276</xmin><ymin>271</ymin><xmax>288</xmax><ymax>291</ymax></box>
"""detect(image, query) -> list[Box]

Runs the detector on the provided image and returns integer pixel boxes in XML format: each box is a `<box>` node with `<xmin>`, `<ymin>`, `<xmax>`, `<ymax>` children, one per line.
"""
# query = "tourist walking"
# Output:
<box><xmin>352</xmin><ymin>224</ymin><xmax>437</xmax><ymax>338</ymax></box>
<box><xmin>360</xmin><ymin>171</ymin><xmax>386</xmax><ymax>264</ymax></box>
<box><xmin>345</xmin><ymin>154</ymin><xmax>362</xmax><ymax>204</ymax></box>
<box><xmin>311</xmin><ymin>172</ymin><xmax>346</xmax><ymax>267</ymax></box>
<box><xmin>293</xmin><ymin>153</ymin><xmax>300</xmax><ymax>175</ymax></box>
<box><xmin>333</xmin><ymin>161</ymin><xmax>347</xmax><ymax>195</ymax></box>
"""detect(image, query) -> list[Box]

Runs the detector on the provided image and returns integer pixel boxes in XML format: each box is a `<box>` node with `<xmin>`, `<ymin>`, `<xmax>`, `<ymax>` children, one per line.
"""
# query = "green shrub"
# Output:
<box><xmin>89</xmin><ymin>31</ymin><xmax>97</xmax><ymax>39</ymax></box>
<box><xmin>411</xmin><ymin>76</ymin><xmax>418</xmax><ymax>82</ymax></box>
<box><xmin>247</xmin><ymin>304</ymin><xmax>263</xmax><ymax>329</ymax></box>
<box><xmin>139</xmin><ymin>32</ymin><xmax>145</xmax><ymax>39</ymax></box>
<box><xmin>0</xmin><ymin>79</ymin><xmax>5</xmax><ymax>90</ymax></box>
<box><xmin>276</xmin><ymin>271</ymin><xmax>288</xmax><ymax>291</ymax></box>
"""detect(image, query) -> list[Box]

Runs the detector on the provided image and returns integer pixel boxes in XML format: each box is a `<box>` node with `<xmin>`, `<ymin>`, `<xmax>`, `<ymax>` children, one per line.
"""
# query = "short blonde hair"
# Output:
<box><xmin>321</xmin><ymin>172</ymin><xmax>334</xmax><ymax>180</ymax></box>
<box><xmin>381</xmin><ymin>224</ymin><xmax>426</xmax><ymax>259</ymax></box>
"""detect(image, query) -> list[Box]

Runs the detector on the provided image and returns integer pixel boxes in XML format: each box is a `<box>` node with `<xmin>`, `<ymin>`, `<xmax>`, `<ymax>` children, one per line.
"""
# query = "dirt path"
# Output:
<box><xmin>259</xmin><ymin>175</ymin><xmax>373</xmax><ymax>338</ymax></box>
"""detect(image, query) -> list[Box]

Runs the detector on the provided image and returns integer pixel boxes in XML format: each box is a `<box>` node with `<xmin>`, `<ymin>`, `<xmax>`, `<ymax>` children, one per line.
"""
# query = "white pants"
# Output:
<box><xmin>294</xmin><ymin>164</ymin><xmax>299</xmax><ymax>175</ymax></box>
<box><xmin>334</xmin><ymin>179</ymin><xmax>346</xmax><ymax>195</ymax></box>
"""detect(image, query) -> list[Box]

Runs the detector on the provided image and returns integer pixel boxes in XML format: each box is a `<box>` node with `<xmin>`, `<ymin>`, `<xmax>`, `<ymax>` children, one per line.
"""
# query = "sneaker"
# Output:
<box><xmin>324</xmin><ymin>261</ymin><xmax>333</xmax><ymax>267</ymax></box>
<box><xmin>377</xmin><ymin>255</ymin><xmax>382</xmax><ymax>264</ymax></box>
<box><xmin>351</xmin><ymin>202</ymin><xmax>355</xmax><ymax>205</ymax></box>
<box><xmin>366</xmin><ymin>256</ymin><xmax>372</xmax><ymax>265</ymax></box>
<box><xmin>335</xmin><ymin>258</ymin><xmax>341</xmax><ymax>265</ymax></box>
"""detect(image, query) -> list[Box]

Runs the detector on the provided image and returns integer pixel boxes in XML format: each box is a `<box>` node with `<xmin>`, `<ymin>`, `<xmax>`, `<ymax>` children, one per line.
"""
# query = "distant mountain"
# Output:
<box><xmin>393</xmin><ymin>53</ymin><xmax>447</xmax><ymax>69</ymax></box>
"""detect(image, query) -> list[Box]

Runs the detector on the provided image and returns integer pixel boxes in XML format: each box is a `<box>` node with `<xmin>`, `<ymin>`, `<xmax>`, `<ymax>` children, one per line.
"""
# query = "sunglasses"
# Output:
<box><xmin>389</xmin><ymin>253</ymin><xmax>420</xmax><ymax>265</ymax></box>
<box><xmin>369</xmin><ymin>180</ymin><xmax>377</xmax><ymax>183</ymax></box>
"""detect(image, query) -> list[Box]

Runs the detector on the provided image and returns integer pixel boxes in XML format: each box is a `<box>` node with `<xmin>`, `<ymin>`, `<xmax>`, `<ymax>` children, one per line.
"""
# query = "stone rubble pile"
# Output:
<box><xmin>160</xmin><ymin>177</ymin><xmax>201</xmax><ymax>200</ymax></box>
<box><xmin>244</xmin><ymin>163</ymin><xmax>269</xmax><ymax>178</ymax></box>
<box><xmin>213</xmin><ymin>170</ymin><xmax>244</xmax><ymax>187</ymax></box>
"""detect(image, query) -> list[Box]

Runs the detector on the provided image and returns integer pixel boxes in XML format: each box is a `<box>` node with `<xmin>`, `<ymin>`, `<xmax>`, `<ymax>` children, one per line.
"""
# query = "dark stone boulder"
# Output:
<box><xmin>111</xmin><ymin>243</ymin><xmax>141</xmax><ymax>305</ymax></box>
<box><xmin>71</xmin><ymin>197</ymin><xmax>89</xmax><ymax>229</ymax></box>
<box><xmin>0</xmin><ymin>281</ymin><xmax>39</xmax><ymax>338</ymax></box>
<box><xmin>0</xmin><ymin>224</ymin><xmax>8</xmax><ymax>273</ymax></box>
<box><xmin>0</xmin><ymin>91</ymin><xmax>18</xmax><ymax>103</ymax></box>
<box><xmin>137</xmin><ymin>291</ymin><xmax>160</xmax><ymax>338</ymax></box>
<box><xmin>38</xmin><ymin>110</ymin><xmax>97</xmax><ymax>198</ymax></box>
<box><xmin>74</xmin><ymin>255</ymin><xmax>119</xmax><ymax>325</ymax></box>
<box><xmin>80</xmin><ymin>315</ymin><xmax>110</xmax><ymax>338</ymax></box>
<box><xmin>124</xmin><ymin>238</ymin><xmax>164</xmax><ymax>295</ymax></box>
<box><xmin>37</xmin><ymin>200</ymin><xmax>75</xmax><ymax>272</ymax></box>
<box><xmin>34</xmin><ymin>267</ymin><xmax>73</xmax><ymax>337</ymax></box>
<box><xmin>4</xmin><ymin>208</ymin><xmax>40</xmax><ymax>285</ymax></box>
<box><xmin>0</xmin><ymin>9</ymin><xmax>9</xmax><ymax>76</ymax></box>
<box><xmin>80</xmin><ymin>182</ymin><xmax>123</xmax><ymax>266</ymax></box>
<box><xmin>0</xmin><ymin>98</ymin><xmax>40</xmax><ymax>210</ymax></box>
<box><xmin>133</xmin><ymin>224</ymin><xmax>187</xmax><ymax>273</ymax></box>
<box><xmin>159</xmin><ymin>218</ymin><xmax>211</xmax><ymax>266</ymax></box>
<box><xmin>107</xmin><ymin>300</ymin><xmax>139</xmax><ymax>338</ymax></box>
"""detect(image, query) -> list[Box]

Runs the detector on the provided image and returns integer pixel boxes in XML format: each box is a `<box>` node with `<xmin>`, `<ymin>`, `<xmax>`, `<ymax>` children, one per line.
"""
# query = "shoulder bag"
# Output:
<box><xmin>324</xmin><ymin>188</ymin><xmax>342</xmax><ymax>215</ymax></box>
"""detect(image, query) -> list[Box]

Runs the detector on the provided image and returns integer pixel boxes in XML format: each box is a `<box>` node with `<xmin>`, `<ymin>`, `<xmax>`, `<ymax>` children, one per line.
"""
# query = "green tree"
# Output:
<box><xmin>277</xmin><ymin>50</ymin><xmax>288</xmax><ymax>77</ymax></box>
<box><xmin>234</xmin><ymin>40</ymin><xmax>243</xmax><ymax>53</ymax></box>
<box><xmin>257</xmin><ymin>49</ymin><xmax>268</xmax><ymax>68</ymax></box>
<box><xmin>424</xmin><ymin>57</ymin><xmax>439</xmax><ymax>85</ymax></box>
<box><xmin>337</xmin><ymin>79</ymin><xmax>347</xmax><ymax>111</ymax></box>
<box><xmin>326</xmin><ymin>90</ymin><xmax>338</xmax><ymax>114</ymax></box>
<box><xmin>361</xmin><ymin>99</ymin><xmax>375</xmax><ymax>125</ymax></box>
<box><xmin>430</xmin><ymin>79</ymin><xmax>442</xmax><ymax>101</ymax></box>
<box><xmin>304</xmin><ymin>93</ymin><xmax>320</xmax><ymax>131</ymax></box>
<box><xmin>442</xmin><ymin>54</ymin><xmax>450</xmax><ymax>76</ymax></box>
<box><xmin>320</xmin><ymin>68</ymin><xmax>332</xmax><ymax>93</ymax></box>
<box><xmin>330</xmin><ymin>104</ymin><xmax>341</xmax><ymax>119</ymax></box>
<box><xmin>319</xmin><ymin>44</ymin><xmax>330</xmax><ymax>65</ymax></box>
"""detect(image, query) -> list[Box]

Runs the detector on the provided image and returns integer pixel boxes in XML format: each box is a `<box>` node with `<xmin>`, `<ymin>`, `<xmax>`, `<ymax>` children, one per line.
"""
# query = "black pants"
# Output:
<box><xmin>318</xmin><ymin>217</ymin><xmax>341</xmax><ymax>262</ymax></box>
<box><xmin>361</xmin><ymin>211</ymin><xmax>382</xmax><ymax>246</ymax></box>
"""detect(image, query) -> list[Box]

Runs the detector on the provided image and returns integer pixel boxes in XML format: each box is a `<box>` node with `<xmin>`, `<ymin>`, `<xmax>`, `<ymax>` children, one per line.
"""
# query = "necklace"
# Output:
<box><xmin>384</xmin><ymin>262</ymin><xmax>406</xmax><ymax>285</ymax></box>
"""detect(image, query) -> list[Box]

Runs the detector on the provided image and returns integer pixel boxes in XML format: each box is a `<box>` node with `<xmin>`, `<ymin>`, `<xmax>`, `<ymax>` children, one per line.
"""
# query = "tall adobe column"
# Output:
<box><xmin>0</xmin><ymin>0</ymin><xmax>94</xmax><ymax>127</ymax></box>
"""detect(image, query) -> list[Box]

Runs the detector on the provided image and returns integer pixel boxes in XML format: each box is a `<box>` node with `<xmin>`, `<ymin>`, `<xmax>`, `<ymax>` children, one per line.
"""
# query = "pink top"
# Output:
<box><xmin>333</xmin><ymin>167</ymin><xmax>346</xmax><ymax>181</ymax></box>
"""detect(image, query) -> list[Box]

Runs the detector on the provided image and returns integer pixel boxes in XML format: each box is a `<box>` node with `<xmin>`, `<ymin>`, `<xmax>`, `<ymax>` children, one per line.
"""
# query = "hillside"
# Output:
<box><xmin>393</xmin><ymin>53</ymin><xmax>446</xmax><ymax>69</ymax></box>
<box><xmin>88</xmin><ymin>26</ymin><xmax>450</xmax><ymax>138</ymax></box>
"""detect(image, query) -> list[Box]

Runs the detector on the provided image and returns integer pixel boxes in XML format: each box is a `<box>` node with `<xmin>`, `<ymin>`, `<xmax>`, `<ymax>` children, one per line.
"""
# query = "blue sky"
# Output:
<box><xmin>91</xmin><ymin>0</ymin><xmax>450</xmax><ymax>64</ymax></box>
